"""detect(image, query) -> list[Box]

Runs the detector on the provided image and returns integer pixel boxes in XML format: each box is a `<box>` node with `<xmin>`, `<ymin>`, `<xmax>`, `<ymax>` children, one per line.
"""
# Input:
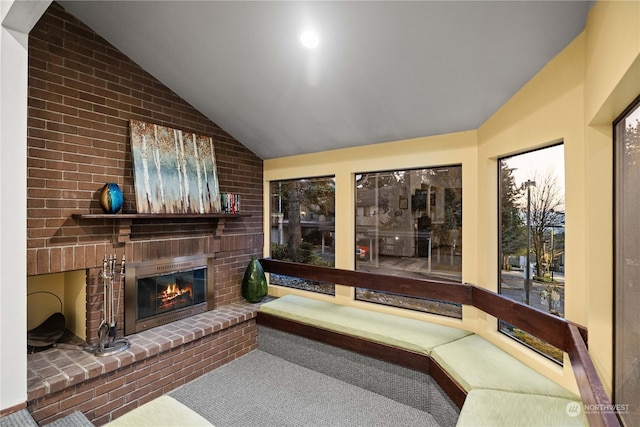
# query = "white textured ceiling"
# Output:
<box><xmin>58</xmin><ymin>1</ymin><xmax>592</xmax><ymax>160</ymax></box>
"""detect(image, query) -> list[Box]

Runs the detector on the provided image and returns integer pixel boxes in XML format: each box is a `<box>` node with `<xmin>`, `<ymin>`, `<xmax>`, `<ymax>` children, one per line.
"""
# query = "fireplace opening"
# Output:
<box><xmin>125</xmin><ymin>255</ymin><xmax>215</xmax><ymax>334</ymax></box>
<box><xmin>138</xmin><ymin>267</ymin><xmax>205</xmax><ymax>319</ymax></box>
<box><xmin>27</xmin><ymin>270</ymin><xmax>87</xmax><ymax>342</ymax></box>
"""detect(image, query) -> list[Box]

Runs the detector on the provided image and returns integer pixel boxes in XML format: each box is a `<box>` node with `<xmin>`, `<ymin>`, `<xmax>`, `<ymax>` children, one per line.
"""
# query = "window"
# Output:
<box><xmin>269</xmin><ymin>177</ymin><xmax>335</xmax><ymax>295</ymax></box>
<box><xmin>614</xmin><ymin>96</ymin><xmax>640</xmax><ymax>426</ymax></box>
<box><xmin>354</xmin><ymin>166</ymin><xmax>462</xmax><ymax>318</ymax></box>
<box><xmin>498</xmin><ymin>144</ymin><xmax>565</xmax><ymax>363</ymax></box>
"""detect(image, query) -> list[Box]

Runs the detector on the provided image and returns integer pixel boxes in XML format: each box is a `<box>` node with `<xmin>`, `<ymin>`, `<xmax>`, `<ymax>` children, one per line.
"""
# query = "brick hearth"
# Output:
<box><xmin>27</xmin><ymin>300</ymin><xmax>265</xmax><ymax>426</ymax></box>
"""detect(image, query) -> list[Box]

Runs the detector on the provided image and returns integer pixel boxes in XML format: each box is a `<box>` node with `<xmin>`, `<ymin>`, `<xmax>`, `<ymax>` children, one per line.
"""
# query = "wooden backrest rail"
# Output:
<box><xmin>567</xmin><ymin>324</ymin><xmax>620</xmax><ymax>427</ymax></box>
<box><xmin>261</xmin><ymin>258</ymin><xmax>472</xmax><ymax>304</ymax></box>
<box><xmin>260</xmin><ymin>258</ymin><xmax>620</xmax><ymax>427</ymax></box>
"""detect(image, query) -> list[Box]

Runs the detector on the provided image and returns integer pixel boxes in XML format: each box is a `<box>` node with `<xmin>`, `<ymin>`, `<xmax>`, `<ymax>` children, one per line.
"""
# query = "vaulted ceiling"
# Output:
<box><xmin>59</xmin><ymin>1</ymin><xmax>593</xmax><ymax>160</ymax></box>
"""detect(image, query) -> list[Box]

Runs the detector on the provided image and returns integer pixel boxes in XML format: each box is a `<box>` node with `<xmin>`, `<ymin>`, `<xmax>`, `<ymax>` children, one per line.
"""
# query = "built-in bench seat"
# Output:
<box><xmin>258</xmin><ymin>294</ymin><xmax>472</xmax><ymax>355</ymax></box>
<box><xmin>258</xmin><ymin>294</ymin><xmax>588</xmax><ymax>427</ymax></box>
<box><xmin>105</xmin><ymin>395</ymin><xmax>213</xmax><ymax>426</ymax></box>
<box><xmin>432</xmin><ymin>334</ymin><xmax>577</xmax><ymax>399</ymax></box>
<box><xmin>458</xmin><ymin>389</ymin><xmax>586</xmax><ymax>427</ymax></box>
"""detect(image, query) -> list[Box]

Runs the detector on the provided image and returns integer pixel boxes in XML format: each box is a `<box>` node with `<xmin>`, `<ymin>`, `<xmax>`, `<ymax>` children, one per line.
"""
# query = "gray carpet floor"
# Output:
<box><xmin>257</xmin><ymin>325</ymin><xmax>458</xmax><ymax>427</ymax></box>
<box><xmin>43</xmin><ymin>411</ymin><xmax>94</xmax><ymax>427</ymax></box>
<box><xmin>0</xmin><ymin>409</ymin><xmax>93</xmax><ymax>427</ymax></box>
<box><xmin>0</xmin><ymin>409</ymin><xmax>38</xmax><ymax>427</ymax></box>
<box><xmin>170</xmin><ymin>350</ymin><xmax>440</xmax><ymax>427</ymax></box>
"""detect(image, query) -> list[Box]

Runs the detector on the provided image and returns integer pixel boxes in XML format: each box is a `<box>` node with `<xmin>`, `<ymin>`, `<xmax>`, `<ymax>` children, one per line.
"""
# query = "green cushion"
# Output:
<box><xmin>106</xmin><ymin>395</ymin><xmax>213</xmax><ymax>426</ymax></box>
<box><xmin>259</xmin><ymin>294</ymin><xmax>471</xmax><ymax>355</ymax></box>
<box><xmin>457</xmin><ymin>389</ymin><xmax>588</xmax><ymax>427</ymax></box>
<box><xmin>431</xmin><ymin>334</ymin><xmax>578</xmax><ymax>400</ymax></box>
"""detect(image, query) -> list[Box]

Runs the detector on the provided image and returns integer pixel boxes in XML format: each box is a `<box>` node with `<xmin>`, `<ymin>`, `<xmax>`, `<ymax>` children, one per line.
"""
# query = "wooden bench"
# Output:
<box><xmin>258</xmin><ymin>258</ymin><xmax>620</xmax><ymax>427</ymax></box>
<box><xmin>259</xmin><ymin>294</ymin><xmax>587</xmax><ymax>426</ymax></box>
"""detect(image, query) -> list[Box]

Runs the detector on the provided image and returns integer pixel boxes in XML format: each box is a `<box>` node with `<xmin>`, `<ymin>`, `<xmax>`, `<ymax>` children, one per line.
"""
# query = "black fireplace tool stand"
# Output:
<box><xmin>91</xmin><ymin>254</ymin><xmax>130</xmax><ymax>357</ymax></box>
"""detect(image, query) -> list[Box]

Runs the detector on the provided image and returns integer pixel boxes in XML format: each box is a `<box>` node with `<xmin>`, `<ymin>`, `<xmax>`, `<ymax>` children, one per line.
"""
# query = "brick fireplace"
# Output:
<box><xmin>25</xmin><ymin>3</ymin><xmax>264</xmax><ymax>424</ymax></box>
<box><xmin>78</xmin><ymin>217</ymin><xmax>252</xmax><ymax>347</ymax></box>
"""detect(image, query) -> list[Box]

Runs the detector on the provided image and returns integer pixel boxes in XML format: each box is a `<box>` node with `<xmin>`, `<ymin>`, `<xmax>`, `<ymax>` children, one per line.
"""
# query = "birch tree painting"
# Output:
<box><xmin>130</xmin><ymin>120</ymin><xmax>221</xmax><ymax>214</ymax></box>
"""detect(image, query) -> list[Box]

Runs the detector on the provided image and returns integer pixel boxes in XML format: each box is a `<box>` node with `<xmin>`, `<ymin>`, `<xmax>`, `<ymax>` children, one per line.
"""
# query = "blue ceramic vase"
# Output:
<box><xmin>100</xmin><ymin>183</ymin><xmax>124</xmax><ymax>214</ymax></box>
<box><xmin>241</xmin><ymin>256</ymin><xmax>268</xmax><ymax>303</ymax></box>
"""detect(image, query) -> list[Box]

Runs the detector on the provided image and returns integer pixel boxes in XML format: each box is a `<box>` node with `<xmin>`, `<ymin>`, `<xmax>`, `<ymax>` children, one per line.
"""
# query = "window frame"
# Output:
<box><xmin>268</xmin><ymin>175</ymin><xmax>337</xmax><ymax>295</ymax></box>
<box><xmin>612</xmin><ymin>94</ymin><xmax>640</xmax><ymax>423</ymax></box>
<box><xmin>496</xmin><ymin>143</ymin><xmax>566</xmax><ymax>365</ymax></box>
<box><xmin>353</xmin><ymin>164</ymin><xmax>463</xmax><ymax>318</ymax></box>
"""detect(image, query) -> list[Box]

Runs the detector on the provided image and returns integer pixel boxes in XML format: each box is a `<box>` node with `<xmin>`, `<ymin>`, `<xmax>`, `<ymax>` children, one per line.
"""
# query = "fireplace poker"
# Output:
<box><xmin>97</xmin><ymin>254</ymin><xmax>110</xmax><ymax>352</ymax></box>
<box><xmin>109</xmin><ymin>254</ymin><xmax>117</xmax><ymax>340</ymax></box>
<box><xmin>111</xmin><ymin>255</ymin><xmax>125</xmax><ymax>340</ymax></box>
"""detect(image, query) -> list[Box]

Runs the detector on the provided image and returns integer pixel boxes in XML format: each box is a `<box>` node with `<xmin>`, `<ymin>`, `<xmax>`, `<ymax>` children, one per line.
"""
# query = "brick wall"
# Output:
<box><xmin>27</xmin><ymin>2</ymin><xmax>263</xmax><ymax>319</ymax></box>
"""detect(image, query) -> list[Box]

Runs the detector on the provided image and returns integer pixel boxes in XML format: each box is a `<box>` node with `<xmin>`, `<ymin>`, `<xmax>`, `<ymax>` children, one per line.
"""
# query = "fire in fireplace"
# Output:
<box><xmin>125</xmin><ymin>255</ymin><xmax>215</xmax><ymax>334</ymax></box>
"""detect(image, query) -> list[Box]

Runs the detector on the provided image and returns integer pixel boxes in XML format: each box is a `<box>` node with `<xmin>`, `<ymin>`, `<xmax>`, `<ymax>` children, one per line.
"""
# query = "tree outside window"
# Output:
<box><xmin>498</xmin><ymin>144</ymin><xmax>565</xmax><ymax>363</ymax></box>
<box><xmin>269</xmin><ymin>177</ymin><xmax>335</xmax><ymax>294</ymax></box>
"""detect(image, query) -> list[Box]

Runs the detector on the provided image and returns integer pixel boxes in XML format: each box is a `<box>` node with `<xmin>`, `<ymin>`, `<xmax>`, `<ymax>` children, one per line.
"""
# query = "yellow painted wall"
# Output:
<box><xmin>64</xmin><ymin>269</ymin><xmax>87</xmax><ymax>341</ymax></box>
<box><xmin>476</xmin><ymin>32</ymin><xmax>586</xmax><ymax>392</ymax></box>
<box><xmin>263</xmin><ymin>0</ymin><xmax>640</xmax><ymax>397</ymax></box>
<box><xmin>585</xmin><ymin>0</ymin><xmax>640</xmax><ymax>126</ymax></box>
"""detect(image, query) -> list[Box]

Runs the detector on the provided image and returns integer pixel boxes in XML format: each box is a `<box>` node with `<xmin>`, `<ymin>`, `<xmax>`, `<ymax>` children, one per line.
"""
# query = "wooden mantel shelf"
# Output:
<box><xmin>72</xmin><ymin>212</ymin><xmax>250</xmax><ymax>243</ymax></box>
<box><xmin>72</xmin><ymin>213</ymin><xmax>250</xmax><ymax>220</ymax></box>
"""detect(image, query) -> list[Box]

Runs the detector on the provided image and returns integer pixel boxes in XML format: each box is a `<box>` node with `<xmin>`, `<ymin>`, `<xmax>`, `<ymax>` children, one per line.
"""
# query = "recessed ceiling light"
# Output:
<box><xmin>300</xmin><ymin>30</ymin><xmax>319</xmax><ymax>49</ymax></box>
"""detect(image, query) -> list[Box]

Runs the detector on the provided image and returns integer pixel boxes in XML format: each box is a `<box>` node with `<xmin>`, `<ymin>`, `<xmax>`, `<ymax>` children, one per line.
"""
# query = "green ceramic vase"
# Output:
<box><xmin>241</xmin><ymin>256</ymin><xmax>268</xmax><ymax>303</ymax></box>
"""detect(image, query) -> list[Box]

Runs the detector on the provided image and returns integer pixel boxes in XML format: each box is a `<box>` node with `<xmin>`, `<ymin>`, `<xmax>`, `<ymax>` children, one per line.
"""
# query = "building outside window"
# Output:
<box><xmin>498</xmin><ymin>144</ymin><xmax>566</xmax><ymax>363</ymax></box>
<box><xmin>354</xmin><ymin>166</ymin><xmax>462</xmax><ymax>318</ymax></box>
<box><xmin>269</xmin><ymin>176</ymin><xmax>336</xmax><ymax>294</ymax></box>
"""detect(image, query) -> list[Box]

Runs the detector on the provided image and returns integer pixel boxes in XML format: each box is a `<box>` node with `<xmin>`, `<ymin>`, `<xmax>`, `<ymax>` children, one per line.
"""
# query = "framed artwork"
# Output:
<box><xmin>129</xmin><ymin>120</ymin><xmax>221</xmax><ymax>214</ymax></box>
